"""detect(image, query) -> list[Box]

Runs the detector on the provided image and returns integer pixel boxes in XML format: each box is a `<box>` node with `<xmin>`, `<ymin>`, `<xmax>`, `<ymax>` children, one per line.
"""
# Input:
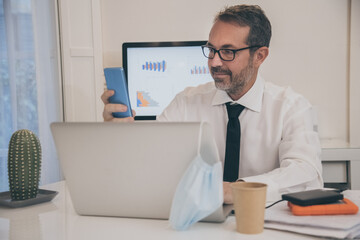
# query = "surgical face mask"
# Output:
<box><xmin>169</xmin><ymin>122</ymin><xmax>223</xmax><ymax>231</ymax></box>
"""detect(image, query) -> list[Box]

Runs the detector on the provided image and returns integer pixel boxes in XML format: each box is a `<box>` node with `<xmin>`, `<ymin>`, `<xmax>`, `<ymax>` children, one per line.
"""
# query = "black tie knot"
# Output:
<box><xmin>226</xmin><ymin>102</ymin><xmax>245</xmax><ymax>119</ymax></box>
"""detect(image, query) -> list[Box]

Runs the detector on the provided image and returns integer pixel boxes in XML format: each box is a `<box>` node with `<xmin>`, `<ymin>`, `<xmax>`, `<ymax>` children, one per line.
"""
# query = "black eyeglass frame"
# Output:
<box><xmin>201</xmin><ymin>45</ymin><xmax>262</xmax><ymax>61</ymax></box>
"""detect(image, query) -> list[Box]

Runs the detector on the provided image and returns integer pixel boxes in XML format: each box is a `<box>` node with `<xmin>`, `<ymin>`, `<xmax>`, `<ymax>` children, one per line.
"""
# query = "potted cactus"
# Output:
<box><xmin>7</xmin><ymin>129</ymin><xmax>42</xmax><ymax>201</ymax></box>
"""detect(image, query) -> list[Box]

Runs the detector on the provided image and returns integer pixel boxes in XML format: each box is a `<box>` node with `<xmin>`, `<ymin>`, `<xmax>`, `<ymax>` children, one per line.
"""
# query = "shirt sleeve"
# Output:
<box><xmin>157</xmin><ymin>92</ymin><xmax>186</xmax><ymax>122</ymax></box>
<box><xmin>241</xmin><ymin>99</ymin><xmax>323</xmax><ymax>202</ymax></box>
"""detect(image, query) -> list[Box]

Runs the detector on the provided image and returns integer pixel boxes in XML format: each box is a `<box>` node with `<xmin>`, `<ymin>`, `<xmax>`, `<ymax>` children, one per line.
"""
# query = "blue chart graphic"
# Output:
<box><xmin>190</xmin><ymin>66</ymin><xmax>210</xmax><ymax>74</ymax></box>
<box><xmin>142</xmin><ymin>60</ymin><xmax>166</xmax><ymax>72</ymax></box>
<box><xmin>137</xmin><ymin>91</ymin><xmax>159</xmax><ymax>107</ymax></box>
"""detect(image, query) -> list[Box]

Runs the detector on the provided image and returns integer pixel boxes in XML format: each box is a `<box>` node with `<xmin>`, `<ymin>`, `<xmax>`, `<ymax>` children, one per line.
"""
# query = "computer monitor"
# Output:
<box><xmin>122</xmin><ymin>41</ymin><xmax>213</xmax><ymax>120</ymax></box>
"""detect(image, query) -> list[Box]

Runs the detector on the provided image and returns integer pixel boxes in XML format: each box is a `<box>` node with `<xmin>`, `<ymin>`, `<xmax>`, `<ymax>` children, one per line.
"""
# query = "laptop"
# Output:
<box><xmin>50</xmin><ymin>122</ymin><xmax>232</xmax><ymax>222</ymax></box>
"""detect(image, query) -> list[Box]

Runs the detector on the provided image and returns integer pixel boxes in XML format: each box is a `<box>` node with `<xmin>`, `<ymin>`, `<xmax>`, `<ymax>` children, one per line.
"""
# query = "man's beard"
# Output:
<box><xmin>211</xmin><ymin>57</ymin><xmax>255</xmax><ymax>96</ymax></box>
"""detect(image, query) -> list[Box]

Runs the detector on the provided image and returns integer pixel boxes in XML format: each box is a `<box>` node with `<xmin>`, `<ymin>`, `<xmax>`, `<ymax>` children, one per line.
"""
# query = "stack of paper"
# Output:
<box><xmin>264</xmin><ymin>190</ymin><xmax>360</xmax><ymax>239</ymax></box>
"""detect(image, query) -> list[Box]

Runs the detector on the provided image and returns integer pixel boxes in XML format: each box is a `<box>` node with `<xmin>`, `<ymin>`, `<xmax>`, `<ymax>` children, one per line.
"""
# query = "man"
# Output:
<box><xmin>102</xmin><ymin>5</ymin><xmax>323</xmax><ymax>203</ymax></box>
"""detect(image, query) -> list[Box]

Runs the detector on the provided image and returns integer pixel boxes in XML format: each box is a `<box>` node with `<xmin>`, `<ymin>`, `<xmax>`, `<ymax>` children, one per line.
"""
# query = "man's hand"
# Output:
<box><xmin>223</xmin><ymin>181</ymin><xmax>233</xmax><ymax>204</ymax></box>
<box><xmin>101</xmin><ymin>90</ymin><xmax>136</xmax><ymax>122</ymax></box>
<box><xmin>223</xmin><ymin>180</ymin><xmax>245</xmax><ymax>204</ymax></box>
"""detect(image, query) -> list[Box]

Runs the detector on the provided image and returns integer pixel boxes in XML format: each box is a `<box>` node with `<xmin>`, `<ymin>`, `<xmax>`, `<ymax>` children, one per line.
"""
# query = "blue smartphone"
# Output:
<box><xmin>104</xmin><ymin>67</ymin><xmax>133</xmax><ymax>118</ymax></box>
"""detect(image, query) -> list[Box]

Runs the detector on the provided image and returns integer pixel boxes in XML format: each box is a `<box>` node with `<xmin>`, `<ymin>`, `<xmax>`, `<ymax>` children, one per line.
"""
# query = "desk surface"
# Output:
<box><xmin>0</xmin><ymin>181</ymin><xmax>321</xmax><ymax>240</ymax></box>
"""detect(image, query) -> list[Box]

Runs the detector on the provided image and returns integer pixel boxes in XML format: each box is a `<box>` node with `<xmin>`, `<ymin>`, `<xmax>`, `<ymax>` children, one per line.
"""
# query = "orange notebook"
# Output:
<box><xmin>288</xmin><ymin>198</ymin><xmax>359</xmax><ymax>216</ymax></box>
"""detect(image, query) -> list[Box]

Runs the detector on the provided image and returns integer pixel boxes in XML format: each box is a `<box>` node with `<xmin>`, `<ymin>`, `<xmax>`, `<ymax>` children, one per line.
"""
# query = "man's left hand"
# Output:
<box><xmin>223</xmin><ymin>182</ymin><xmax>233</xmax><ymax>204</ymax></box>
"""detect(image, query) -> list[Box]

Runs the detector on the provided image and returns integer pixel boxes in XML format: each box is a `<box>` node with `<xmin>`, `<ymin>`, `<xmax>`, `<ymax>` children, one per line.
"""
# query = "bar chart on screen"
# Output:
<box><xmin>190</xmin><ymin>65</ymin><xmax>210</xmax><ymax>75</ymax></box>
<box><xmin>142</xmin><ymin>60</ymin><xmax>167</xmax><ymax>72</ymax></box>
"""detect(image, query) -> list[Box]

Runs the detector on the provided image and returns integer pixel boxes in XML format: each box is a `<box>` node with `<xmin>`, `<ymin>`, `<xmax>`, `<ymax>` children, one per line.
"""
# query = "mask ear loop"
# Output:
<box><xmin>196</xmin><ymin>121</ymin><xmax>224</xmax><ymax>209</ymax></box>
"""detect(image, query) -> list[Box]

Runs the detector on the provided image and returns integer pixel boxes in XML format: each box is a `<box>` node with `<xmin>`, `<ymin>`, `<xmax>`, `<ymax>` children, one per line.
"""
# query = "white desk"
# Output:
<box><xmin>0</xmin><ymin>181</ymin><xmax>320</xmax><ymax>240</ymax></box>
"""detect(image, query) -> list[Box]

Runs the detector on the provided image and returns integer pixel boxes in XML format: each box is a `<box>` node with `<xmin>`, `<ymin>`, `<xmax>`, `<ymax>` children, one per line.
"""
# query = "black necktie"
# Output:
<box><xmin>223</xmin><ymin>102</ymin><xmax>245</xmax><ymax>182</ymax></box>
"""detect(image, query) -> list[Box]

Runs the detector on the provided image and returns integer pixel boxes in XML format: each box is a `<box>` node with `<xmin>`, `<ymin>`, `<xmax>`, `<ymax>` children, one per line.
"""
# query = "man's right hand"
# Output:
<box><xmin>101</xmin><ymin>90</ymin><xmax>136</xmax><ymax>122</ymax></box>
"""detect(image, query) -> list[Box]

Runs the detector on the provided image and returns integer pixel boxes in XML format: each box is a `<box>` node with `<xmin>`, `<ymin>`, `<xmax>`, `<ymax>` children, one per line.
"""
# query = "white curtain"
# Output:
<box><xmin>0</xmin><ymin>0</ymin><xmax>62</xmax><ymax>192</ymax></box>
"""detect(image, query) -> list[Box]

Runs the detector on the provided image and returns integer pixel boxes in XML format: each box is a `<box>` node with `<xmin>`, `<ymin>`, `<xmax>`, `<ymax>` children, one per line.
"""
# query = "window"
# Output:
<box><xmin>0</xmin><ymin>0</ymin><xmax>62</xmax><ymax>192</ymax></box>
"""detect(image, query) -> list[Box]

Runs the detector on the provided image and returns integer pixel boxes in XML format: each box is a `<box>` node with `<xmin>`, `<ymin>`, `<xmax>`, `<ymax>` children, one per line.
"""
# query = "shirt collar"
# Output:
<box><xmin>211</xmin><ymin>75</ymin><xmax>264</xmax><ymax>113</ymax></box>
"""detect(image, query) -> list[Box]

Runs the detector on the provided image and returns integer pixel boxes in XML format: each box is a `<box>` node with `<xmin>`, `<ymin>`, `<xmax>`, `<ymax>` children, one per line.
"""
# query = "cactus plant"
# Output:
<box><xmin>8</xmin><ymin>129</ymin><xmax>42</xmax><ymax>201</ymax></box>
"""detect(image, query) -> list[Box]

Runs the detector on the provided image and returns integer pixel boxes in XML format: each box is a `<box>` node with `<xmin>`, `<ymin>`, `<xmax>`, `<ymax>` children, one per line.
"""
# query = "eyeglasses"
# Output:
<box><xmin>201</xmin><ymin>45</ymin><xmax>261</xmax><ymax>61</ymax></box>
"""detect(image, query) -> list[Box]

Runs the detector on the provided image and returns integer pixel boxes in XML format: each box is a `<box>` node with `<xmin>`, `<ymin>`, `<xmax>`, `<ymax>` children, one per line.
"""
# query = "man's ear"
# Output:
<box><xmin>253</xmin><ymin>47</ymin><xmax>269</xmax><ymax>68</ymax></box>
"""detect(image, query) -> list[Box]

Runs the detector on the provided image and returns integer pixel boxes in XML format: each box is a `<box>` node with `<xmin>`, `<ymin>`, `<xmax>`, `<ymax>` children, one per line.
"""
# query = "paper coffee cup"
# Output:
<box><xmin>230</xmin><ymin>182</ymin><xmax>267</xmax><ymax>234</ymax></box>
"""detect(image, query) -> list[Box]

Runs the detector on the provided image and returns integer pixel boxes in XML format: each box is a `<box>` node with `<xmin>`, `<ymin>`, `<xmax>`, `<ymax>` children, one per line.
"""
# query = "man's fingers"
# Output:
<box><xmin>101</xmin><ymin>90</ymin><xmax>114</xmax><ymax>104</ymax></box>
<box><xmin>105</xmin><ymin>103</ymin><xmax>128</xmax><ymax>113</ymax></box>
<box><xmin>223</xmin><ymin>181</ymin><xmax>233</xmax><ymax>204</ymax></box>
<box><xmin>102</xmin><ymin>90</ymin><xmax>136</xmax><ymax>122</ymax></box>
<box><xmin>103</xmin><ymin>103</ymin><xmax>129</xmax><ymax>122</ymax></box>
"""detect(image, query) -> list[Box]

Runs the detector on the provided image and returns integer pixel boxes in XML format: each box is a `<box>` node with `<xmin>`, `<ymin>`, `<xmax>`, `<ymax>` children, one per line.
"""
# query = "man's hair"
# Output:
<box><xmin>215</xmin><ymin>5</ymin><xmax>272</xmax><ymax>53</ymax></box>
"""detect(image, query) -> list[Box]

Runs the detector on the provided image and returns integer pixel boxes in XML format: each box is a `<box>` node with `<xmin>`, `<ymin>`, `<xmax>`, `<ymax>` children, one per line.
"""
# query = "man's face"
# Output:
<box><xmin>207</xmin><ymin>20</ymin><xmax>257</xmax><ymax>99</ymax></box>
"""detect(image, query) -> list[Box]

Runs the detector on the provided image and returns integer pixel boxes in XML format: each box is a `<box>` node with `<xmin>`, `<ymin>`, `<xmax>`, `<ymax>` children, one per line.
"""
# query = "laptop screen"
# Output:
<box><xmin>122</xmin><ymin>41</ymin><xmax>213</xmax><ymax>120</ymax></box>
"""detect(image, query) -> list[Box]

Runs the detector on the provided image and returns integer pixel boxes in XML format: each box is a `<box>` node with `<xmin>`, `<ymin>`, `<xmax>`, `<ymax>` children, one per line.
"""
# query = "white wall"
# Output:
<box><xmin>350</xmin><ymin>0</ymin><xmax>360</xmax><ymax>146</ymax></box>
<box><xmin>59</xmin><ymin>0</ymin><xmax>360</xmax><ymax>146</ymax></box>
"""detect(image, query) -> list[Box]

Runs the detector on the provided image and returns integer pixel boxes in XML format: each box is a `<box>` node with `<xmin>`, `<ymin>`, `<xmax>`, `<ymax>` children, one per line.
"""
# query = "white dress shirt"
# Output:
<box><xmin>157</xmin><ymin>75</ymin><xmax>323</xmax><ymax>201</ymax></box>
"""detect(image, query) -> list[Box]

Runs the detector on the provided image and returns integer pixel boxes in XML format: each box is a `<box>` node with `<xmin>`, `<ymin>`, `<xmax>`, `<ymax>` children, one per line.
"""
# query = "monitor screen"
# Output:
<box><xmin>123</xmin><ymin>41</ymin><xmax>213</xmax><ymax>120</ymax></box>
